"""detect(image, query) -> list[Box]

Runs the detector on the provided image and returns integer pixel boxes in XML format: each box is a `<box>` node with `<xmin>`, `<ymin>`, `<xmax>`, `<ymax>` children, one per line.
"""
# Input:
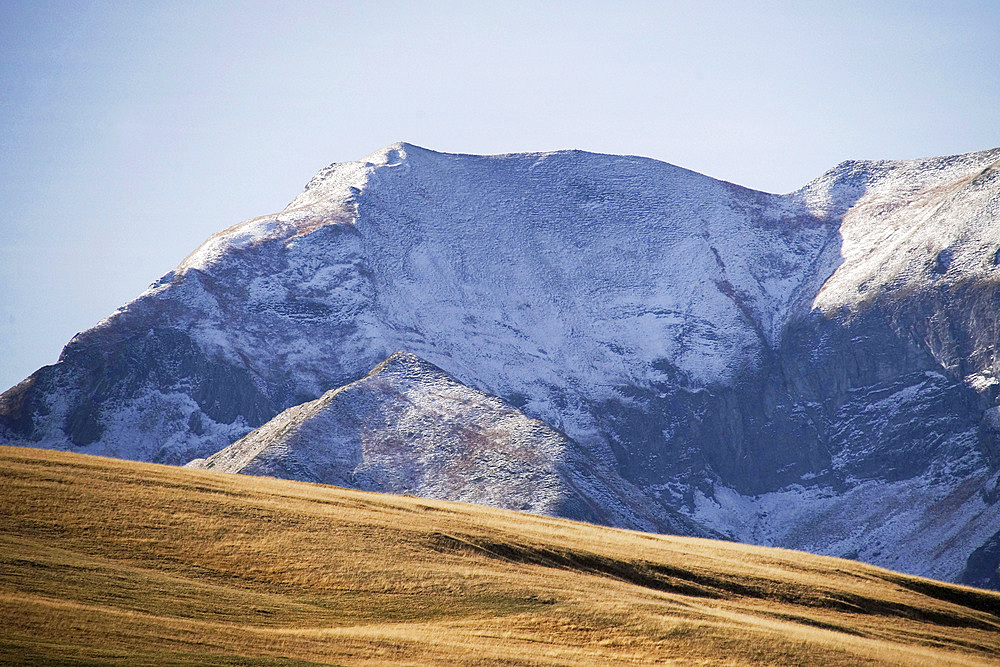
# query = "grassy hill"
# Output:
<box><xmin>2</xmin><ymin>446</ymin><xmax>1000</xmax><ymax>665</ymax></box>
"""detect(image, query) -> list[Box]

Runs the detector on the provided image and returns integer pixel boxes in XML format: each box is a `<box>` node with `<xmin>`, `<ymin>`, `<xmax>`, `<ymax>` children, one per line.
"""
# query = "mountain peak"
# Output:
<box><xmin>372</xmin><ymin>349</ymin><xmax>441</xmax><ymax>375</ymax></box>
<box><xmin>5</xmin><ymin>143</ymin><xmax>1000</xmax><ymax>588</ymax></box>
<box><xmin>187</xmin><ymin>351</ymin><xmax>698</xmax><ymax>534</ymax></box>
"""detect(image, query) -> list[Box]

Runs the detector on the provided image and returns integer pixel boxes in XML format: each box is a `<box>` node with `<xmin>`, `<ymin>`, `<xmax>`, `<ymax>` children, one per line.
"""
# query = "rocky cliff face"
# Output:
<box><xmin>2</xmin><ymin>143</ymin><xmax>998</xmax><ymax>586</ymax></box>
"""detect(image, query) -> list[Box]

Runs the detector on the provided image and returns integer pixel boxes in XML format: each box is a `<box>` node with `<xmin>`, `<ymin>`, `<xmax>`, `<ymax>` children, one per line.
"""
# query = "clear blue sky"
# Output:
<box><xmin>2</xmin><ymin>0</ymin><xmax>999</xmax><ymax>391</ymax></box>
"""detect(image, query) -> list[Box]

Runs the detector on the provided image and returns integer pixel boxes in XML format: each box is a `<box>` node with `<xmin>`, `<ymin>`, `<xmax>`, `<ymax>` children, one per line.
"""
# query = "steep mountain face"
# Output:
<box><xmin>2</xmin><ymin>143</ymin><xmax>998</xmax><ymax>586</ymax></box>
<box><xmin>186</xmin><ymin>350</ymin><xmax>707</xmax><ymax>536</ymax></box>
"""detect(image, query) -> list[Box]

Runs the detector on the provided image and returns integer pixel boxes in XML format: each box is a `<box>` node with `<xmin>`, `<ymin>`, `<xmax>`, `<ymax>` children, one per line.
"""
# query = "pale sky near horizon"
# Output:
<box><xmin>2</xmin><ymin>0</ymin><xmax>999</xmax><ymax>391</ymax></box>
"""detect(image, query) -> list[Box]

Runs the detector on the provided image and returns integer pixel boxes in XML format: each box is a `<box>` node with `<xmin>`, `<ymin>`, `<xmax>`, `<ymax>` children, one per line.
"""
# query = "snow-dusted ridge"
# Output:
<box><xmin>187</xmin><ymin>350</ymin><xmax>707</xmax><ymax>535</ymax></box>
<box><xmin>2</xmin><ymin>142</ymin><xmax>999</xmax><ymax>587</ymax></box>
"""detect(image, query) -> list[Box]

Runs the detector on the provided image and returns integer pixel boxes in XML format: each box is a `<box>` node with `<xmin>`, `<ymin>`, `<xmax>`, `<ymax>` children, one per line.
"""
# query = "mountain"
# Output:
<box><xmin>6</xmin><ymin>445</ymin><xmax>1000</xmax><ymax>665</ymax></box>
<box><xmin>2</xmin><ymin>142</ymin><xmax>999</xmax><ymax>587</ymax></box>
<box><xmin>186</xmin><ymin>350</ymin><xmax>707</xmax><ymax>536</ymax></box>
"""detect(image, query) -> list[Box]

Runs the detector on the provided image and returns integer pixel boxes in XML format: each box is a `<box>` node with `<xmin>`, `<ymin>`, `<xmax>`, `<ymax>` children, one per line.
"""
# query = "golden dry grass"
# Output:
<box><xmin>2</xmin><ymin>445</ymin><xmax>999</xmax><ymax>665</ymax></box>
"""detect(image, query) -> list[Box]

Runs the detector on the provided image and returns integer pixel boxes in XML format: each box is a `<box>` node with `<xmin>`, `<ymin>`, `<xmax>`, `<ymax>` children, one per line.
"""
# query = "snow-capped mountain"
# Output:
<box><xmin>2</xmin><ymin>142</ymin><xmax>998</xmax><ymax>587</ymax></box>
<box><xmin>186</xmin><ymin>350</ymin><xmax>708</xmax><ymax>536</ymax></box>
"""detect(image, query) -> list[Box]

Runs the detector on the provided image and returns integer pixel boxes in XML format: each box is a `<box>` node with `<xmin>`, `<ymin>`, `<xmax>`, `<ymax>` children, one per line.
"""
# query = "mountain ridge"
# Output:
<box><xmin>187</xmin><ymin>349</ymin><xmax>711</xmax><ymax>536</ymax></box>
<box><xmin>2</xmin><ymin>143</ymin><xmax>999</xmax><ymax>588</ymax></box>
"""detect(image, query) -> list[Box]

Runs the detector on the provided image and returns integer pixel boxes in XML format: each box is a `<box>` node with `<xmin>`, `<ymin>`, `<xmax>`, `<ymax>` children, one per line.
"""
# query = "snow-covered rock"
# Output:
<box><xmin>187</xmin><ymin>350</ymin><xmax>707</xmax><ymax>536</ymax></box>
<box><xmin>2</xmin><ymin>142</ymin><xmax>999</xmax><ymax>587</ymax></box>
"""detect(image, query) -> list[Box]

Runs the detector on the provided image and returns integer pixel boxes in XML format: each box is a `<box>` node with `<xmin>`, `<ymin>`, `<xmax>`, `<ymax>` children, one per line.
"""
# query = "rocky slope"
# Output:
<box><xmin>2</xmin><ymin>143</ymin><xmax>998</xmax><ymax>586</ymax></box>
<box><xmin>186</xmin><ymin>350</ymin><xmax>706</xmax><ymax>535</ymax></box>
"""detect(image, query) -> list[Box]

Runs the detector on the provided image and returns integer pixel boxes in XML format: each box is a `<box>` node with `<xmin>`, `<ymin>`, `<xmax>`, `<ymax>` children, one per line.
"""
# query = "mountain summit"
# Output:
<box><xmin>187</xmin><ymin>350</ymin><xmax>704</xmax><ymax>535</ymax></box>
<box><xmin>3</xmin><ymin>143</ymin><xmax>999</xmax><ymax>587</ymax></box>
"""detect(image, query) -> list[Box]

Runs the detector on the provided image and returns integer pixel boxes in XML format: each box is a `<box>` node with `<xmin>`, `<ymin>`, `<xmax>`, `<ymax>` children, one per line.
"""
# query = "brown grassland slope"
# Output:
<box><xmin>2</xmin><ymin>446</ymin><xmax>1000</xmax><ymax>665</ymax></box>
